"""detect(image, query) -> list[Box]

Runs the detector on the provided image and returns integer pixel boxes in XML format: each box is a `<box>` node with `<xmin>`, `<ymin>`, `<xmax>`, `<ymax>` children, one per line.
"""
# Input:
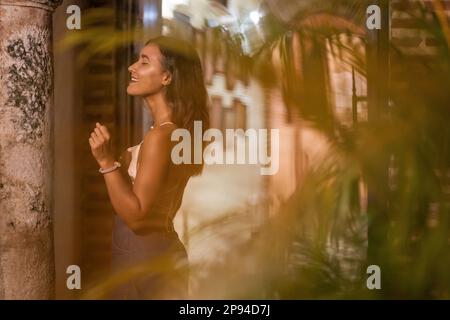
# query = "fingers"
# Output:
<box><xmin>89</xmin><ymin>123</ymin><xmax>110</xmax><ymax>146</ymax></box>
<box><xmin>94</xmin><ymin>128</ymin><xmax>105</xmax><ymax>142</ymax></box>
<box><xmin>96</xmin><ymin>122</ymin><xmax>110</xmax><ymax>140</ymax></box>
<box><xmin>90</xmin><ymin>131</ymin><xmax>100</xmax><ymax>145</ymax></box>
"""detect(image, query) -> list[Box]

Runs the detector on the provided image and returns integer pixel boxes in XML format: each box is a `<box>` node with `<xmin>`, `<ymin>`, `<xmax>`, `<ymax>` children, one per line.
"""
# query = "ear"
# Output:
<box><xmin>162</xmin><ymin>71</ymin><xmax>172</xmax><ymax>86</ymax></box>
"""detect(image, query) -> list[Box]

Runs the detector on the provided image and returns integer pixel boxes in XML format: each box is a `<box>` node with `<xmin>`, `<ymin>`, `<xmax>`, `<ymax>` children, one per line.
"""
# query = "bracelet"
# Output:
<box><xmin>99</xmin><ymin>161</ymin><xmax>121</xmax><ymax>174</ymax></box>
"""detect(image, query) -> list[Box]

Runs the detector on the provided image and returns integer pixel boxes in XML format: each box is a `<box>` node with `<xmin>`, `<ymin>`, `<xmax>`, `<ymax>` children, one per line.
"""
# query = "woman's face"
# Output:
<box><xmin>127</xmin><ymin>44</ymin><xmax>171</xmax><ymax>97</ymax></box>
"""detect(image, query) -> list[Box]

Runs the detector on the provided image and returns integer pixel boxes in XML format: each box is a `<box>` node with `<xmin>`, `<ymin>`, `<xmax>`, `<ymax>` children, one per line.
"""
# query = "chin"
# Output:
<box><xmin>127</xmin><ymin>83</ymin><xmax>159</xmax><ymax>97</ymax></box>
<box><xmin>126</xmin><ymin>85</ymin><xmax>140</xmax><ymax>96</ymax></box>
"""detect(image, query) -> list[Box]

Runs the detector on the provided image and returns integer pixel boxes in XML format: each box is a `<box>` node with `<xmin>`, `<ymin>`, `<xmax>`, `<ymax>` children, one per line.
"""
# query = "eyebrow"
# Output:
<box><xmin>140</xmin><ymin>54</ymin><xmax>150</xmax><ymax>60</ymax></box>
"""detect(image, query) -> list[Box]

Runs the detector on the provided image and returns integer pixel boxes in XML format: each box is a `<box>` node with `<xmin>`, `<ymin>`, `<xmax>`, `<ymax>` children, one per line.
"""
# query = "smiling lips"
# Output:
<box><xmin>130</xmin><ymin>76</ymin><xmax>138</xmax><ymax>84</ymax></box>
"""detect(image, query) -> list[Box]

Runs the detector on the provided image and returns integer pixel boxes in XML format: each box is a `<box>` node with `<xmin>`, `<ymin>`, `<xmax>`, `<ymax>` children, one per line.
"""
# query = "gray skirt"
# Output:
<box><xmin>110</xmin><ymin>215</ymin><xmax>189</xmax><ymax>299</ymax></box>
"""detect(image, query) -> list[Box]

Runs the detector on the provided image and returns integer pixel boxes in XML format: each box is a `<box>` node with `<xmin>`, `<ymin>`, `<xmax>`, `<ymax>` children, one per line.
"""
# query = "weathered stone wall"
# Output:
<box><xmin>0</xmin><ymin>0</ymin><xmax>61</xmax><ymax>299</ymax></box>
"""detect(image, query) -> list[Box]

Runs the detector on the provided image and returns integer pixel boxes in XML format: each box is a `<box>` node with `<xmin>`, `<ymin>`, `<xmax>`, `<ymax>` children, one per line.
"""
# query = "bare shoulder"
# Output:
<box><xmin>141</xmin><ymin>124</ymin><xmax>178</xmax><ymax>155</ymax></box>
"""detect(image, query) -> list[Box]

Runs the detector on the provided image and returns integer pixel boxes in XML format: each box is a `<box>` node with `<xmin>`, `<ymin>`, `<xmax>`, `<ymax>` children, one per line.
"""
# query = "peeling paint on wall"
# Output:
<box><xmin>0</xmin><ymin>0</ymin><xmax>60</xmax><ymax>300</ymax></box>
<box><xmin>5</xmin><ymin>27</ymin><xmax>51</xmax><ymax>144</ymax></box>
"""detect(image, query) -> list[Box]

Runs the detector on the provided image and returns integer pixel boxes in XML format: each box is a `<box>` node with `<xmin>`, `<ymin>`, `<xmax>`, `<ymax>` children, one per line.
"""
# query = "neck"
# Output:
<box><xmin>143</xmin><ymin>92</ymin><xmax>173</xmax><ymax>127</ymax></box>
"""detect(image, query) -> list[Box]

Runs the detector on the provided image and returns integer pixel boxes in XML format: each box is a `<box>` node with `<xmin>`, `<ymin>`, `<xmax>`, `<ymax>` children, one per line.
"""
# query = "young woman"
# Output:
<box><xmin>88</xmin><ymin>36</ymin><xmax>209</xmax><ymax>299</ymax></box>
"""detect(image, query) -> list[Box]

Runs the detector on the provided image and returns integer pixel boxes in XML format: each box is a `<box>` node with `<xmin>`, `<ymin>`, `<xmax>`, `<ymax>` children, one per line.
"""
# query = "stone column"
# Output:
<box><xmin>0</xmin><ymin>0</ymin><xmax>62</xmax><ymax>299</ymax></box>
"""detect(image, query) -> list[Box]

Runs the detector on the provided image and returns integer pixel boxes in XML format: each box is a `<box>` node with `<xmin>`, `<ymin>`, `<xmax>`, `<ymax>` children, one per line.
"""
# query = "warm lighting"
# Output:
<box><xmin>249</xmin><ymin>10</ymin><xmax>261</xmax><ymax>24</ymax></box>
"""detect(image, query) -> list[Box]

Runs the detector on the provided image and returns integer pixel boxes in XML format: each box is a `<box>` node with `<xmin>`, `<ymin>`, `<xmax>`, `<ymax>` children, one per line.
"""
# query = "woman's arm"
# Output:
<box><xmin>89</xmin><ymin>123</ymin><xmax>173</xmax><ymax>232</ymax></box>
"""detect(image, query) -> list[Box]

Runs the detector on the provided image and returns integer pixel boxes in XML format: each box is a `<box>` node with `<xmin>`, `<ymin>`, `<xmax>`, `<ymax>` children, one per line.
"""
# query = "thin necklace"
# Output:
<box><xmin>150</xmin><ymin>121</ymin><xmax>175</xmax><ymax>129</ymax></box>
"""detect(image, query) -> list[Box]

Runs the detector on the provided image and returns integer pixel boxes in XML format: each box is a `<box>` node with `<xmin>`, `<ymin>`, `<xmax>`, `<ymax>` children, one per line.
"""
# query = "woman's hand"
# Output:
<box><xmin>89</xmin><ymin>122</ymin><xmax>115</xmax><ymax>168</ymax></box>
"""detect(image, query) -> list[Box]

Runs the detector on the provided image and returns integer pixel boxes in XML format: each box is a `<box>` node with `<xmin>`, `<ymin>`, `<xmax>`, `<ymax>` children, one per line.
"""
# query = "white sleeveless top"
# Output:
<box><xmin>126</xmin><ymin>121</ymin><xmax>175</xmax><ymax>183</ymax></box>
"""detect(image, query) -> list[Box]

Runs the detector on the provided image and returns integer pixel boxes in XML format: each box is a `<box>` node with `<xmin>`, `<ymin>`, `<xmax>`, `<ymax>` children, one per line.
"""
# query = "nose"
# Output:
<box><xmin>128</xmin><ymin>64</ymin><xmax>135</xmax><ymax>73</ymax></box>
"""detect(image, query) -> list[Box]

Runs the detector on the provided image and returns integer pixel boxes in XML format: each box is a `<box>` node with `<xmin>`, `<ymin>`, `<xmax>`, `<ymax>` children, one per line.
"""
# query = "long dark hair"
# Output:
<box><xmin>145</xmin><ymin>36</ymin><xmax>210</xmax><ymax>176</ymax></box>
